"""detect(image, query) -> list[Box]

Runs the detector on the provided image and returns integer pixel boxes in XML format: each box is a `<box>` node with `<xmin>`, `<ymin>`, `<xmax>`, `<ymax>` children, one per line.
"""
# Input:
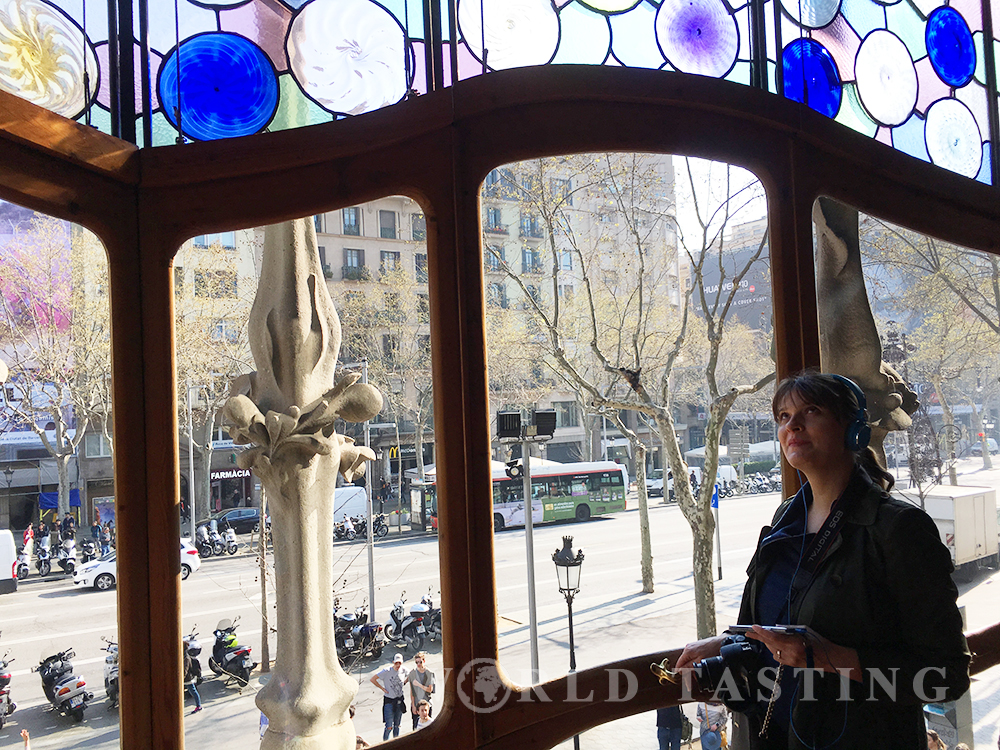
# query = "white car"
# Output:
<box><xmin>73</xmin><ymin>540</ymin><xmax>201</xmax><ymax>591</ymax></box>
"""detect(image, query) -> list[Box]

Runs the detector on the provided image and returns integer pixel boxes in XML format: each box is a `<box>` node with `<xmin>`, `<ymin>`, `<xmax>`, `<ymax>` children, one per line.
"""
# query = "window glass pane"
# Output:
<box><xmin>0</xmin><ymin>201</ymin><xmax>118</xmax><ymax>745</ymax></box>
<box><xmin>482</xmin><ymin>154</ymin><xmax>777</xmax><ymax>710</ymax></box>
<box><xmin>379</xmin><ymin>211</ymin><xmax>397</xmax><ymax>240</ymax></box>
<box><xmin>343</xmin><ymin>208</ymin><xmax>361</xmax><ymax>236</ymax></box>
<box><xmin>172</xmin><ymin>199</ymin><xmax>439</xmax><ymax>747</ymax></box>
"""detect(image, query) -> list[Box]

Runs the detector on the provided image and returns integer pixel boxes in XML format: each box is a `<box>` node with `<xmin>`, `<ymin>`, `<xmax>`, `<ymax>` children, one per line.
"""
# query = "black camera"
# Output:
<box><xmin>691</xmin><ymin>635</ymin><xmax>769</xmax><ymax>713</ymax></box>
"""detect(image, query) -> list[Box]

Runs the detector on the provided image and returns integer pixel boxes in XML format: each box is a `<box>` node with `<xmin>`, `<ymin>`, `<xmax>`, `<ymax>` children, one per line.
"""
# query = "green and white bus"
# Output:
<box><xmin>490</xmin><ymin>460</ymin><xmax>628</xmax><ymax>531</ymax></box>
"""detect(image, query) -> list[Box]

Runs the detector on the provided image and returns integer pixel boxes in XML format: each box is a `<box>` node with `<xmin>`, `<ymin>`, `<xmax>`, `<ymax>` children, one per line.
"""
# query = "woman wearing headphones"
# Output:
<box><xmin>675</xmin><ymin>371</ymin><xmax>970</xmax><ymax>749</ymax></box>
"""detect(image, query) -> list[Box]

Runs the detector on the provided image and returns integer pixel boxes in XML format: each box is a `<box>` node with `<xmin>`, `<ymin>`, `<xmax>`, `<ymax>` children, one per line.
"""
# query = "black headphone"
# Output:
<box><xmin>828</xmin><ymin>374</ymin><xmax>871</xmax><ymax>452</ymax></box>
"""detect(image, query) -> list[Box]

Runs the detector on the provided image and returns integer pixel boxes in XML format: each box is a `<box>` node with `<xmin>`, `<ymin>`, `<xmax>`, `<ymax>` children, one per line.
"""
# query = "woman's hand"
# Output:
<box><xmin>673</xmin><ymin>635</ymin><xmax>728</xmax><ymax>692</ymax></box>
<box><xmin>746</xmin><ymin>625</ymin><xmax>862</xmax><ymax>681</ymax></box>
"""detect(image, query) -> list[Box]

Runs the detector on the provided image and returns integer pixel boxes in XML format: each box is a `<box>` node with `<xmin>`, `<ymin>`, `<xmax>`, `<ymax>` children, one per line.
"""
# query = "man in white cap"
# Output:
<box><xmin>370</xmin><ymin>653</ymin><xmax>408</xmax><ymax>740</ymax></box>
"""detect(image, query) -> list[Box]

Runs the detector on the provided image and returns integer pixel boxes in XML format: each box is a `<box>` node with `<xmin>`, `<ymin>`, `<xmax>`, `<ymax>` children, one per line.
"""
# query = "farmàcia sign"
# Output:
<box><xmin>210</xmin><ymin>468</ymin><xmax>252</xmax><ymax>480</ymax></box>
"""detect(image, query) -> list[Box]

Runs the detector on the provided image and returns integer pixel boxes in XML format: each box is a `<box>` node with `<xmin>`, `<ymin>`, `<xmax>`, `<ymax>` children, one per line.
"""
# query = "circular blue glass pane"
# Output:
<box><xmin>158</xmin><ymin>33</ymin><xmax>279</xmax><ymax>141</ymax></box>
<box><xmin>782</xmin><ymin>38</ymin><xmax>842</xmax><ymax>118</ymax></box>
<box><xmin>926</xmin><ymin>7</ymin><xmax>975</xmax><ymax>88</ymax></box>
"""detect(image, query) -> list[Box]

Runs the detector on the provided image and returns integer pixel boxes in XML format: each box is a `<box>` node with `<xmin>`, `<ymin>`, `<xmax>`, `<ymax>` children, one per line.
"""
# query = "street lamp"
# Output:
<box><xmin>552</xmin><ymin>536</ymin><xmax>584</xmax><ymax>750</ymax></box>
<box><xmin>4</xmin><ymin>466</ymin><xmax>14</xmax><ymax>510</ymax></box>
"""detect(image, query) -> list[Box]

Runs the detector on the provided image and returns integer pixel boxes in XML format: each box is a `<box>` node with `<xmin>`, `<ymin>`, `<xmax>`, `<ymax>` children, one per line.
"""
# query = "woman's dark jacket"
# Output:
<box><xmin>730</xmin><ymin>469</ymin><xmax>970</xmax><ymax>749</ymax></box>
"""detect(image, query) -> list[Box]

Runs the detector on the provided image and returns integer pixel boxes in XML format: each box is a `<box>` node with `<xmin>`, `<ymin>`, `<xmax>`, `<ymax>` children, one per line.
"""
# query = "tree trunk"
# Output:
<box><xmin>934</xmin><ymin>378</ymin><xmax>959</xmax><ymax>485</ymax></box>
<box><xmin>415</xmin><ymin>419</ymin><xmax>426</xmax><ymax>482</ymax></box>
<box><xmin>969</xmin><ymin>401</ymin><xmax>994</xmax><ymax>470</ymax></box>
<box><xmin>632</xmin><ymin>442</ymin><xmax>654</xmax><ymax>594</ymax></box>
<box><xmin>56</xmin><ymin>453</ymin><xmax>72</xmax><ymax>517</ymax></box>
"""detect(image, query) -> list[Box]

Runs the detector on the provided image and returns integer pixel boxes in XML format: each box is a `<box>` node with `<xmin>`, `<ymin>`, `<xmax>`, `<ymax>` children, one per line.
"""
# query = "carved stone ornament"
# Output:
<box><xmin>223</xmin><ymin>218</ymin><xmax>382</xmax><ymax>749</ymax></box>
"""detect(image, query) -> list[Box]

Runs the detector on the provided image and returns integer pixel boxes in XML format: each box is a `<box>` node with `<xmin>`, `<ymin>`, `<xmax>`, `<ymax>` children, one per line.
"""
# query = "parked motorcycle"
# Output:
<box><xmin>80</xmin><ymin>538</ymin><xmax>98</xmax><ymax>564</ymax></box>
<box><xmin>195</xmin><ymin>525</ymin><xmax>213</xmax><ymax>558</ymax></box>
<box><xmin>334</xmin><ymin>599</ymin><xmax>384</xmax><ymax>664</ymax></box>
<box><xmin>0</xmin><ymin>644</ymin><xmax>15</xmax><ymax>729</ymax></box>
<box><xmin>383</xmin><ymin>592</ymin><xmax>426</xmax><ymax>651</ymax></box>
<box><xmin>56</xmin><ymin>535</ymin><xmax>77</xmax><ymax>575</ymax></box>
<box><xmin>208</xmin><ymin>616</ymin><xmax>256</xmax><ymax>689</ymax></box>
<box><xmin>36</xmin><ymin>535</ymin><xmax>52</xmax><ymax>577</ymax></box>
<box><xmin>33</xmin><ymin>648</ymin><xmax>93</xmax><ymax>721</ymax></box>
<box><xmin>16</xmin><ymin>538</ymin><xmax>31</xmax><ymax>581</ymax></box>
<box><xmin>102</xmin><ymin>638</ymin><xmax>119</xmax><ymax>708</ymax></box>
<box><xmin>372</xmin><ymin>513</ymin><xmax>389</xmax><ymax>539</ymax></box>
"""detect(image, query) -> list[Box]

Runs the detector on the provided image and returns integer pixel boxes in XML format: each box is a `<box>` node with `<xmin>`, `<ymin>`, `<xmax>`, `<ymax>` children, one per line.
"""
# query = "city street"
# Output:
<box><xmin>1</xmin><ymin>465</ymin><xmax>999</xmax><ymax>748</ymax></box>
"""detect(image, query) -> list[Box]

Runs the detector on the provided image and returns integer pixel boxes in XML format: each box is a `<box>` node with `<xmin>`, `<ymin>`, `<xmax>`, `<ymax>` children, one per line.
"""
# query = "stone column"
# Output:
<box><xmin>224</xmin><ymin>219</ymin><xmax>382</xmax><ymax>749</ymax></box>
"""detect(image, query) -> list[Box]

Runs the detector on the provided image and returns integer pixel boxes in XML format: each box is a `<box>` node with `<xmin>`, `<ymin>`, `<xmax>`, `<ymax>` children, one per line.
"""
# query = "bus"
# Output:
<box><xmin>407</xmin><ymin>460</ymin><xmax>629</xmax><ymax>532</ymax></box>
<box><xmin>490</xmin><ymin>460</ymin><xmax>628</xmax><ymax>531</ymax></box>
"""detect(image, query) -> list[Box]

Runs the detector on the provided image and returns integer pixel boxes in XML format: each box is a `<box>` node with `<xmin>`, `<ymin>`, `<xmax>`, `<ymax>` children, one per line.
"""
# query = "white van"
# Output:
<box><xmin>333</xmin><ymin>486</ymin><xmax>370</xmax><ymax>520</ymax></box>
<box><xmin>0</xmin><ymin>530</ymin><xmax>18</xmax><ymax>594</ymax></box>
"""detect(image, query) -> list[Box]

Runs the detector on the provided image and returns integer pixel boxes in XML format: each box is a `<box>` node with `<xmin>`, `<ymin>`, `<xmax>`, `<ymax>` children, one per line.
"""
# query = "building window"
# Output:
<box><xmin>559</xmin><ymin>250</ymin><xmax>573</xmax><ymax>271</ymax></box>
<box><xmin>558</xmin><ymin>284</ymin><xmax>574</xmax><ymax>299</ymax></box>
<box><xmin>485</xmin><ymin>245</ymin><xmax>504</xmax><ymax>271</ymax></box>
<box><xmin>522</xmin><ymin>246</ymin><xmax>542</xmax><ymax>274</ymax></box>
<box><xmin>553</xmin><ymin>402</ymin><xmax>579</xmax><ymax>428</ymax></box>
<box><xmin>379</xmin><ymin>210</ymin><xmax>397</xmax><ymax>239</ymax></box>
<box><xmin>85</xmin><ymin>432</ymin><xmax>112</xmax><ymax>458</ymax></box>
<box><xmin>485</xmin><ymin>207</ymin><xmax>506</xmax><ymax>234</ymax></box>
<box><xmin>412</xmin><ymin>213</ymin><xmax>427</xmax><ymax>242</ymax></box>
<box><xmin>343</xmin><ymin>249</ymin><xmax>368</xmax><ymax>280</ymax></box>
<box><xmin>525</xmin><ymin>284</ymin><xmax>541</xmax><ymax>305</ymax></box>
<box><xmin>417</xmin><ymin>335</ymin><xmax>431</xmax><ymax>364</ymax></box>
<box><xmin>520</xmin><ymin>212</ymin><xmax>543</xmax><ymax>239</ymax></box>
<box><xmin>313</xmin><ymin>214</ymin><xmax>326</xmax><ymax>234</ymax></box>
<box><xmin>343</xmin><ymin>207</ymin><xmax>360</xmax><ymax>235</ymax></box>
<box><xmin>415</xmin><ymin>253</ymin><xmax>428</xmax><ymax>283</ymax></box>
<box><xmin>483</xmin><ymin>168</ymin><xmax>515</xmax><ymax>197</ymax></box>
<box><xmin>487</xmin><ymin>282</ymin><xmax>507</xmax><ymax>308</ymax></box>
<box><xmin>194</xmin><ymin>269</ymin><xmax>237</xmax><ymax>298</ymax></box>
<box><xmin>382</xmin><ymin>334</ymin><xmax>399</xmax><ymax>364</ymax></box>
<box><xmin>417</xmin><ymin>293</ymin><xmax>430</xmax><ymax>323</ymax></box>
<box><xmin>380</xmin><ymin>251</ymin><xmax>401</xmax><ymax>273</ymax></box>
<box><xmin>551</xmin><ymin>178</ymin><xmax>572</xmax><ymax>205</ymax></box>
<box><xmin>173</xmin><ymin>266</ymin><xmax>184</xmax><ymax>295</ymax></box>
<box><xmin>192</xmin><ymin>232</ymin><xmax>236</xmax><ymax>249</ymax></box>
<box><xmin>210</xmin><ymin>319</ymin><xmax>241</xmax><ymax>343</ymax></box>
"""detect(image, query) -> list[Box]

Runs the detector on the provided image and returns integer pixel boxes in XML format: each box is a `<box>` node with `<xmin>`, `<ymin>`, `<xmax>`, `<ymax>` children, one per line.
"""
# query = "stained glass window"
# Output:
<box><xmin>0</xmin><ymin>0</ymin><xmax>995</xmax><ymax>184</ymax></box>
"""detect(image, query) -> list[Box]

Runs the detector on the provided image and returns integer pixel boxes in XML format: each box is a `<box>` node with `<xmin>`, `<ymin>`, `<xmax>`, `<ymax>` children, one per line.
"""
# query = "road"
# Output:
<box><xmin>1</xmin><ymin>485</ymin><xmax>998</xmax><ymax>748</ymax></box>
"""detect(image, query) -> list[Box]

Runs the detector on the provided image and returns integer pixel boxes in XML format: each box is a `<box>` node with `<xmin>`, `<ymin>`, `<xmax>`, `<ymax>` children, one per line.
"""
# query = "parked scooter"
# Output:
<box><xmin>101</xmin><ymin>638</ymin><xmax>119</xmax><ymax>708</ymax></box>
<box><xmin>383</xmin><ymin>592</ymin><xmax>426</xmax><ymax>651</ymax></box>
<box><xmin>223</xmin><ymin>524</ymin><xmax>238</xmax><ymax>555</ymax></box>
<box><xmin>56</xmin><ymin>535</ymin><xmax>77</xmax><ymax>575</ymax></box>
<box><xmin>16</xmin><ymin>537</ymin><xmax>32</xmax><ymax>581</ymax></box>
<box><xmin>80</xmin><ymin>538</ymin><xmax>98</xmax><ymax>564</ymax></box>
<box><xmin>36</xmin><ymin>535</ymin><xmax>52</xmax><ymax>577</ymax></box>
<box><xmin>0</xmin><ymin>641</ymin><xmax>15</xmax><ymax>730</ymax></box>
<box><xmin>33</xmin><ymin>648</ymin><xmax>93</xmax><ymax>721</ymax></box>
<box><xmin>334</xmin><ymin>599</ymin><xmax>385</xmax><ymax>664</ymax></box>
<box><xmin>414</xmin><ymin>588</ymin><xmax>442</xmax><ymax>642</ymax></box>
<box><xmin>195</xmin><ymin>525</ymin><xmax>213</xmax><ymax>557</ymax></box>
<box><xmin>334</xmin><ymin>516</ymin><xmax>357</xmax><ymax>541</ymax></box>
<box><xmin>208</xmin><ymin>520</ymin><xmax>226</xmax><ymax>556</ymax></box>
<box><xmin>208</xmin><ymin>616</ymin><xmax>256</xmax><ymax>689</ymax></box>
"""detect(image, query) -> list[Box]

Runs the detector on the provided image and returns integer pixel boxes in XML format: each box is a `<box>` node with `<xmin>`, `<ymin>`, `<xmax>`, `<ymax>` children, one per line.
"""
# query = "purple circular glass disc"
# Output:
<box><xmin>655</xmin><ymin>0</ymin><xmax>738</xmax><ymax>77</ymax></box>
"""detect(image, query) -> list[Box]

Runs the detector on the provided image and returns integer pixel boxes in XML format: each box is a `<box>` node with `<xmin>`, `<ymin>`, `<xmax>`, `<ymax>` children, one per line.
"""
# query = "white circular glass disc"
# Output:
<box><xmin>287</xmin><ymin>0</ymin><xmax>408</xmax><ymax>116</ymax></box>
<box><xmin>0</xmin><ymin>0</ymin><xmax>98</xmax><ymax>118</ymax></box>
<box><xmin>457</xmin><ymin>0</ymin><xmax>560</xmax><ymax>71</ymax></box>
<box><xmin>779</xmin><ymin>0</ymin><xmax>841</xmax><ymax>30</ymax></box>
<box><xmin>925</xmin><ymin>98</ymin><xmax>982</xmax><ymax>178</ymax></box>
<box><xmin>654</xmin><ymin>0</ymin><xmax>738</xmax><ymax>77</ymax></box>
<box><xmin>855</xmin><ymin>30</ymin><xmax>917</xmax><ymax>126</ymax></box>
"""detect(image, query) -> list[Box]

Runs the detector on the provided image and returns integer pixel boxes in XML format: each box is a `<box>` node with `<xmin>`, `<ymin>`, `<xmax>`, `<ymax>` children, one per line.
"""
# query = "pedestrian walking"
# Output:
<box><xmin>100</xmin><ymin>523</ymin><xmax>112</xmax><ymax>556</ymax></box>
<box><xmin>91</xmin><ymin>518</ymin><xmax>102</xmax><ymax>542</ymax></box>
<box><xmin>369</xmin><ymin>653</ymin><xmax>407</xmax><ymax>740</ymax></box>
<box><xmin>927</xmin><ymin>730</ymin><xmax>947</xmax><ymax>750</ymax></box>
<box><xmin>184</xmin><ymin>650</ymin><xmax>203</xmax><ymax>714</ymax></box>
<box><xmin>656</xmin><ymin>705</ymin><xmax>683</xmax><ymax>750</ymax></box>
<box><xmin>405</xmin><ymin>650</ymin><xmax>435</xmax><ymax>729</ymax></box>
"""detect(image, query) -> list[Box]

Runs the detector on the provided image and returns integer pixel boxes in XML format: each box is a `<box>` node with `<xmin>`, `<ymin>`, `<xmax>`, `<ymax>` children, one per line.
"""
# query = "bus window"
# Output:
<box><xmin>571</xmin><ymin>479</ymin><xmax>589</xmax><ymax>497</ymax></box>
